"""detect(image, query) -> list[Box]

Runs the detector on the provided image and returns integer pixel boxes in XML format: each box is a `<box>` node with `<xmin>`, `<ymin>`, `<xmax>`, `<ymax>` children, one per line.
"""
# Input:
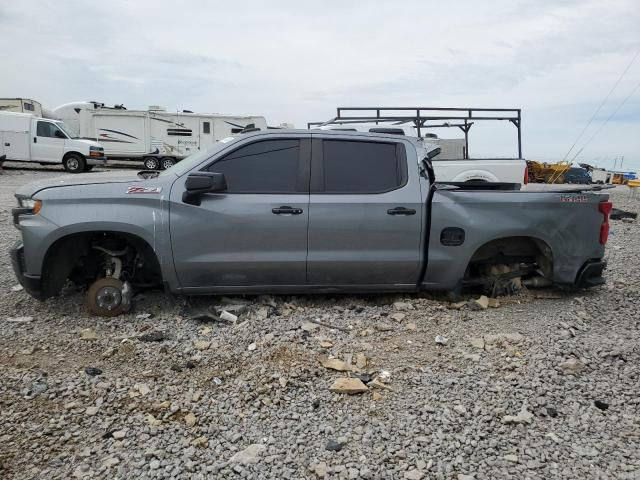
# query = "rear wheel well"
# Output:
<box><xmin>41</xmin><ymin>231</ymin><xmax>162</xmax><ymax>298</ymax></box>
<box><xmin>465</xmin><ymin>236</ymin><xmax>553</xmax><ymax>290</ymax></box>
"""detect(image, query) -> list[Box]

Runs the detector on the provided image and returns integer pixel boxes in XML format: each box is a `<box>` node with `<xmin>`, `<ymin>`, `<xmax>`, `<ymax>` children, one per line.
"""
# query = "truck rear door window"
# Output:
<box><xmin>320</xmin><ymin>140</ymin><xmax>405</xmax><ymax>193</ymax></box>
<box><xmin>207</xmin><ymin>139</ymin><xmax>303</xmax><ymax>193</ymax></box>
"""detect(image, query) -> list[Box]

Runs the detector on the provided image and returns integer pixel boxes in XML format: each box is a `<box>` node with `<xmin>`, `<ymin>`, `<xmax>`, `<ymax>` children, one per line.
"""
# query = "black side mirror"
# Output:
<box><xmin>183</xmin><ymin>172</ymin><xmax>227</xmax><ymax>205</ymax></box>
<box><xmin>54</xmin><ymin>130</ymin><xmax>66</xmax><ymax>139</ymax></box>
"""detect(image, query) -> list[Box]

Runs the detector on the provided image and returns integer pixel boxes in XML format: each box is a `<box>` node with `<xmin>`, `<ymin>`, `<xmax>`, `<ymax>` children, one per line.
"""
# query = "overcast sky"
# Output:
<box><xmin>1</xmin><ymin>0</ymin><xmax>639</xmax><ymax>169</ymax></box>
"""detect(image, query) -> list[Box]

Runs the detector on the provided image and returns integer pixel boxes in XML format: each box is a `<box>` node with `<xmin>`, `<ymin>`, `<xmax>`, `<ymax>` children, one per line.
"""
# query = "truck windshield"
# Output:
<box><xmin>159</xmin><ymin>136</ymin><xmax>242</xmax><ymax>177</ymax></box>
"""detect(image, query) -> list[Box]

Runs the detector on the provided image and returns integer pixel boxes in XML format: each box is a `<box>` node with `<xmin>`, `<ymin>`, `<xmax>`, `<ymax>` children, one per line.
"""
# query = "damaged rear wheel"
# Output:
<box><xmin>87</xmin><ymin>277</ymin><xmax>131</xmax><ymax>317</ymax></box>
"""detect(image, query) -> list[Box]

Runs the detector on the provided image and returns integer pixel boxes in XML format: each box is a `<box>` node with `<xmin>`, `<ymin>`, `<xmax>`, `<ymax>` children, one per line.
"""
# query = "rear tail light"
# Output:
<box><xmin>599</xmin><ymin>200</ymin><xmax>612</xmax><ymax>245</ymax></box>
<box><xmin>523</xmin><ymin>164</ymin><xmax>529</xmax><ymax>185</ymax></box>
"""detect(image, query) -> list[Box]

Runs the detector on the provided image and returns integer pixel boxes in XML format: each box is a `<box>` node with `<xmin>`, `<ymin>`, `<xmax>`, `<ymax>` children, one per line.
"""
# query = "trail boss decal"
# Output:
<box><xmin>126</xmin><ymin>186</ymin><xmax>162</xmax><ymax>194</ymax></box>
<box><xmin>559</xmin><ymin>194</ymin><xmax>588</xmax><ymax>203</ymax></box>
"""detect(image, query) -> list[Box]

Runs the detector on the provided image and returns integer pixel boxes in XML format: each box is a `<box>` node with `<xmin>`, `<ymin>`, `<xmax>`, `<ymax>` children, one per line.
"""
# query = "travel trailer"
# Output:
<box><xmin>0</xmin><ymin>111</ymin><xmax>105</xmax><ymax>172</ymax></box>
<box><xmin>52</xmin><ymin>101</ymin><xmax>268</xmax><ymax>170</ymax></box>
<box><xmin>0</xmin><ymin>98</ymin><xmax>43</xmax><ymax>117</ymax></box>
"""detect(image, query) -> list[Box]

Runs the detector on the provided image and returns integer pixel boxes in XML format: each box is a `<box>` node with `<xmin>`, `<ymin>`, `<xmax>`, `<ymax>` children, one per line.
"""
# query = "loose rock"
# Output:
<box><xmin>229</xmin><ymin>444</ymin><xmax>266</xmax><ymax>465</ymax></box>
<box><xmin>325</xmin><ymin>439</ymin><xmax>343</xmax><ymax>452</ymax></box>
<box><xmin>329</xmin><ymin>377</ymin><xmax>368</xmax><ymax>394</ymax></box>
<box><xmin>503</xmin><ymin>404</ymin><xmax>534</xmax><ymax>424</ymax></box>
<box><xmin>558</xmin><ymin>358</ymin><xmax>585</xmax><ymax>374</ymax></box>
<box><xmin>318</xmin><ymin>355</ymin><xmax>353</xmax><ymax>372</ymax></box>
<box><xmin>468</xmin><ymin>295</ymin><xmax>489</xmax><ymax>310</ymax></box>
<box><xmin>393</xmin><ymin>301</ymin><xmax>414</xmax><ymax>311</ymax></box>
<box><xmin>184</xmin><ymin>412</ymin><xmax>197</xmax><ymax>427</ymax></box>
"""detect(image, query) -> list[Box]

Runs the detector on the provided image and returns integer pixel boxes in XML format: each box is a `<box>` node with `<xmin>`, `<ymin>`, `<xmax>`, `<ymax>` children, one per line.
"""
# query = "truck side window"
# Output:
<box><xmin>207</xmin><ymin>139</ymin><xmax>302</xmax><ymax>193</ymax></box>
<box><xmin>202</xmin><ymin>122</ymin><xmax>211</xmax><ymax>134</ymax></box>
<box><xmin>36</xmin><ymin>122</ymin><xmax>57</xmax><ymax>138</ymax></box>
<box><xmin>320</xmin><ymin>140</ymin><xmax>406</xmax><ymax>193</ymax></box>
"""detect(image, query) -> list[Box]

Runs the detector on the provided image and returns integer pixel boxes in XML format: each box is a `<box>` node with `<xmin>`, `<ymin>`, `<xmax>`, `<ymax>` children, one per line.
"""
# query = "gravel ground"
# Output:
<box><xmin>1</xmin><ymin>166</ymin><xmax>639</xmax><ymax>480</ymax></box>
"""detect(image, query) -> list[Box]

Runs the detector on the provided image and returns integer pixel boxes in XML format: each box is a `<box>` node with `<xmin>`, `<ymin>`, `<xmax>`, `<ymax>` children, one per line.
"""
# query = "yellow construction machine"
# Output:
<box><xmin>526</xmin><ymin>160</ymin><xmax>572</xmax><ymax>184</ymax></box>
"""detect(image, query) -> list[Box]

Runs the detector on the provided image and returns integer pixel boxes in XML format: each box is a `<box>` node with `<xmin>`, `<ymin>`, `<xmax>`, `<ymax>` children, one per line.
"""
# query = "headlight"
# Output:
<box><xmin>18</xmin><ymin>198</ymin><xmax>42</xmax><ymax>214</ymax></box>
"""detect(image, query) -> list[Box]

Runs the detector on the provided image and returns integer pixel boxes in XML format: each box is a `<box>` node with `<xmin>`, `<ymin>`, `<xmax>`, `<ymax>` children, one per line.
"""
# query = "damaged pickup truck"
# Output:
<box><xmin>11</xmin><ymin>130</ymin><xmax>611</xmax><ymax>316</ymax></box>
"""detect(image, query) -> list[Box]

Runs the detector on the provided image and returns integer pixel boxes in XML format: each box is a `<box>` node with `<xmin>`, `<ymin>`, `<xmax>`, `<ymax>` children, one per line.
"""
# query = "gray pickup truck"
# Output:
<box><xmin>11</xmin><ymin>130</ymin><xmax>611</xmax><ymax>316</ymax></box>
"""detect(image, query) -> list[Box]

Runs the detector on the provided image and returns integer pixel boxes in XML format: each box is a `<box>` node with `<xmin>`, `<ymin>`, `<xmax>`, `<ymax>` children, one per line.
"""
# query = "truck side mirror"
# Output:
<box><xmin>182</xmin><ymin>172</ymin><xmax>227</xmax><ymax>205</ymax></box>
<box><xmin>54</xmin><ymin>130</ymin><xmax>66</xmax><ymax>139</ymax></box>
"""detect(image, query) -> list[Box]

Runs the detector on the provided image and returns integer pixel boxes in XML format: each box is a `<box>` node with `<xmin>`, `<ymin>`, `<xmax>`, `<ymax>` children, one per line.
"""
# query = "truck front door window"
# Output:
<box><xmin>207</xmin><ymin>139</ymin><xmax>302</xmax><ymax>193</ymax></box>
<box><xmin>36</xmin><ymin>122</ymin><xmax>67</xmax><ymax>139</ymax></box>
<box><xmin>36</xmin><ymin>122</ymin><xmax>58</xmax><ymax>138</ymax></box>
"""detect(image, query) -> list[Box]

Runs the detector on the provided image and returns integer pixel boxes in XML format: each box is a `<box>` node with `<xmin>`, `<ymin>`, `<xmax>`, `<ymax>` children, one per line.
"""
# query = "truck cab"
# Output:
<box><xmin>0</xmin><ymin>112</ymin><xmax>106</xmax><ymax>173</ymax></box>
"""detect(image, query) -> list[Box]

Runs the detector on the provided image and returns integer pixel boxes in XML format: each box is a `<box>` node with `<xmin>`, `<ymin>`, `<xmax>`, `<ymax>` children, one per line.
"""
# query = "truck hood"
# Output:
<box><xmin>16</xmin><ymin>170</ymin><xmax>148</xmax><ymax>197</ymax></box>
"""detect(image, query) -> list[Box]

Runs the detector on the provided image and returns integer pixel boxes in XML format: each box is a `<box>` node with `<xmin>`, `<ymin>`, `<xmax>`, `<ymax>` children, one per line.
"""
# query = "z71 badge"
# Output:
<box><xmin>126</xmin><ymin>186</ymin><xmax>162</xmax><ymax>194</ymax></box>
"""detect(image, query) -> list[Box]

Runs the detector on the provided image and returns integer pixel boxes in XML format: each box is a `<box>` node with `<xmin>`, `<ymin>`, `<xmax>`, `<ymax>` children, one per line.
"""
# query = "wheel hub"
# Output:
<box><xmin>95</xmin><ymin>285</ymin><xmax>122</xmax><ymax>311</ymax></box>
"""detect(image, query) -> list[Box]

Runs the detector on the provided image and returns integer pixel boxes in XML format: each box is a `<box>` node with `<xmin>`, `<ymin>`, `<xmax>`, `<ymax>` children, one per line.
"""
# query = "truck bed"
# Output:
<box><xmin>423</xmin><ymin>187</ymin><xmax>609</xmax><ymax>290</ymax></box>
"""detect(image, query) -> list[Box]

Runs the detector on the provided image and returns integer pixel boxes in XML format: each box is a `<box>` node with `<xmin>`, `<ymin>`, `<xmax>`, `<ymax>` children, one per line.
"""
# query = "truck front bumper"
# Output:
<box><xmin>574</xmin><ymin>259</ymin><xmax>606</xmax><ymax>288</ymax></box>
<box><xmin>10</xmin><ymin>241</ymin><xmax>44</xmax><ymax>300</ymax></box>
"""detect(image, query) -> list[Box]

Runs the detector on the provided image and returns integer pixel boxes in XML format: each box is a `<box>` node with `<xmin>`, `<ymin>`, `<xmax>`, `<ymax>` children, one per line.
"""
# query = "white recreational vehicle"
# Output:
<box><xmin>52</xmin><ymin>102</ymin><xmax>268</xmax><ymax>170</ymax></box>
<box><xmin>0</xmin><ymin>98</ymin><xmax>43</xmax><ymax>117</ymax></box>
<box><xmin>0</xmin><ymin>111</ymin><xmax>106</xmax><ymax>172</ymax></box>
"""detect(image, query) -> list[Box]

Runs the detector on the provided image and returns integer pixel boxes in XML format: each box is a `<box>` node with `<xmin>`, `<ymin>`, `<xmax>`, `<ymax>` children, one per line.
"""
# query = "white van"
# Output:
<box><xmin>0</xmin><ymin>111</ymin><xmax>106</xmax><ymax>173</ymax></box>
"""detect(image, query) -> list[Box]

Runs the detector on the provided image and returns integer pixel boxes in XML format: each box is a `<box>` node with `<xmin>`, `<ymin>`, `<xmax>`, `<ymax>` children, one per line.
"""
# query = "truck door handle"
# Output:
<box><xmin>387</xmin><ymin>207</ymin><xmax>416</xmax><ymax>215</ymax></box>
<box><xmin>4</xmin><ymin>143</ymin><xmax>9</xmax><ymax>147</ymax></box>
<box><xmin>272</xmin><ymin>206</ymin><xmax>303</xmax><ymax>215</ymax></box>
<box><xmin>33</xmin><ymin>137</ymin><xmax>37</xmax><ymax>143</ymax></box>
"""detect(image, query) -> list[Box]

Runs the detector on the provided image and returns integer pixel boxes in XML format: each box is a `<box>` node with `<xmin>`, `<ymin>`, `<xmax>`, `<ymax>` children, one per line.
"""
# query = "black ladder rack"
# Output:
<box><xmin>308</xmin><ymin>106</ymin><xmax>523</xmax><ymax>159</ymax></box>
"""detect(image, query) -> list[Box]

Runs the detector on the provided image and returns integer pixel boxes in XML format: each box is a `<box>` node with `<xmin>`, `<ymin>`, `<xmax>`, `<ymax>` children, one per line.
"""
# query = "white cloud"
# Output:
<box><xmin>0</xmin><ymin>0</ymin><xmax>639</xmax><ymax>168</ymax></box>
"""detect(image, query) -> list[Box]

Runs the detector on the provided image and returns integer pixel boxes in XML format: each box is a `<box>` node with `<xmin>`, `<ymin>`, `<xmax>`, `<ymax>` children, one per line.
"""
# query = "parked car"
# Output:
<box><xmin>11</xmin><ymin>130</ymin><xmax>610</xmax><ymax>316</ymax></box>
<box><xmin>0</xmin><ymin>111</ymin><xmax>106</xmax><ymax>173</ymax></box>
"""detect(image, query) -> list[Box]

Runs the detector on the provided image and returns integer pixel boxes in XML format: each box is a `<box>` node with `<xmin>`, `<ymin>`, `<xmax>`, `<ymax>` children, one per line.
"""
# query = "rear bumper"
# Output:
<box><xmin>574</xmin><ymin>259</ymin><xmax>606</xmax><ymax>288</ymax></box>
<box><xmin>10</xmin><ymin>241</ymin><xmax>44</xmax><ymax>299</ymax></box>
